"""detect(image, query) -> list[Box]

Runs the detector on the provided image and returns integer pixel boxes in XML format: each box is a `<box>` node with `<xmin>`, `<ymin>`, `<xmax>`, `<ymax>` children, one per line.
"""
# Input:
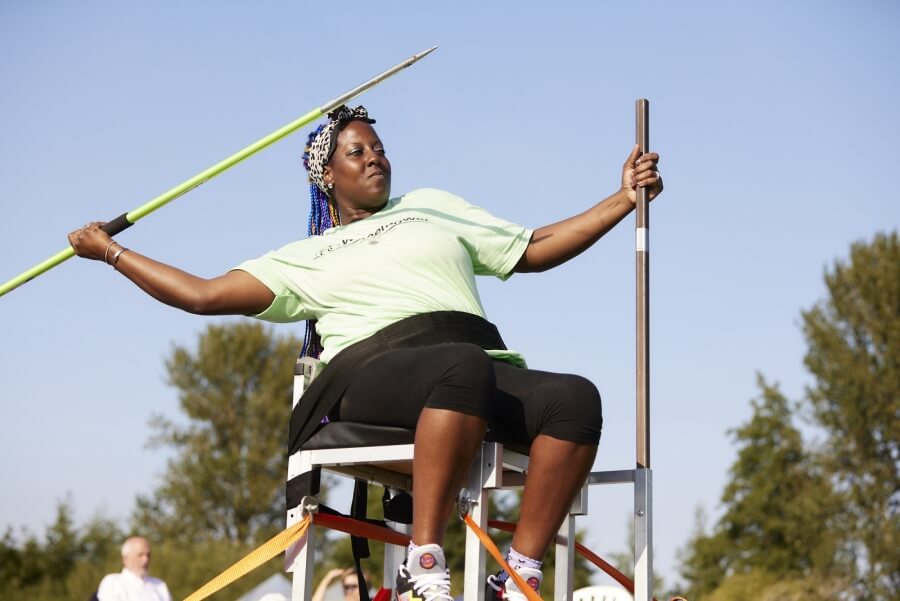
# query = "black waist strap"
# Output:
<box><xmin>288</xmin><ymin>311</ymin><xmax>506</xmax><ymax>454</ymax></box>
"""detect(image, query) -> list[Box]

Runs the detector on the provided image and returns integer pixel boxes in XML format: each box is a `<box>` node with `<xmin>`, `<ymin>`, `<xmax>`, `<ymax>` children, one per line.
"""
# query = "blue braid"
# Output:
<box><xmin>300</xmin><ymin>124</ymin><xmax>339</xmax><ymax>358</ymax></box>
<box><xmin>299</xmin><ymin>110</ymin><xmax>370</xmax><ymax>358</ymax></box>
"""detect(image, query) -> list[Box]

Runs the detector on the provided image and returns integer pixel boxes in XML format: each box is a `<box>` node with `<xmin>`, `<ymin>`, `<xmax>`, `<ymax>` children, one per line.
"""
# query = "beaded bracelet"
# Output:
<box><xmin>103</xmin><ymin>240</ymin><xmax>118</xmax><ymax>264</ymax></box>
<box><xmin>111</xmin><ymin>247</ymin><xmax>129</xmax><ymax>268</ymax></box>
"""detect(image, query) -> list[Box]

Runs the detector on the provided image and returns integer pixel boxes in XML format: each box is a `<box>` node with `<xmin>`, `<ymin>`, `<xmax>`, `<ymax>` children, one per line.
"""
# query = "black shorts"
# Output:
<box><xmin>337</xmin><ymin>342</ymin><xmax>602</xmax><ymax>448</ymax></box>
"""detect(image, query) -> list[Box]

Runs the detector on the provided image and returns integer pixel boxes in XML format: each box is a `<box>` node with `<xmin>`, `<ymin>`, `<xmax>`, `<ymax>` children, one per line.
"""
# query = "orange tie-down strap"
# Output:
<box><xmin>181</xmin><ymin>512</ymin><xmax>410</xmax><ymax>601</ymax></box>
<box><xmin>463</xmin><ymin>514</ymin><xmax>543</xmax><ymax>601</ymax></box>
<box><xmin>183</xmin><ymin>515</ymin><xmax>311</xmax><ymax>601</ymax></box>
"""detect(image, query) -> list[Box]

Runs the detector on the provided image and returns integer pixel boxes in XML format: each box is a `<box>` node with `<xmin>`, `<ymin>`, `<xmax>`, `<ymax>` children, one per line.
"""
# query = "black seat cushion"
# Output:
<box><xmin>303</xmin><ymin>422</ymin><xmax>416</xmax><ymax>450</ymax></box>
<box><xmin>301</xmin><ymin>421</ymin><xmax>529</xmax><ymax>455</ymax></box>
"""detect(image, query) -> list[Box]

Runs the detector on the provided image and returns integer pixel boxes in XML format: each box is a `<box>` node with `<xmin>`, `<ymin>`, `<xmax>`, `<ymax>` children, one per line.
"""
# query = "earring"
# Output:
<box><xmin>327</xmin><ymin>182</ymin><xmax>334</xmax><ymax>190</ymax></box>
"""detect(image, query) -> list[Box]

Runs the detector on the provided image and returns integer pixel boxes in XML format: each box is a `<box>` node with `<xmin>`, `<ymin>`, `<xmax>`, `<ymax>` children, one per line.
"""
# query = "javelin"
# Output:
<box><xmin>0</xmin><ymin>46</ymin><xmax>438</xmax><ymax>298</ymax></box>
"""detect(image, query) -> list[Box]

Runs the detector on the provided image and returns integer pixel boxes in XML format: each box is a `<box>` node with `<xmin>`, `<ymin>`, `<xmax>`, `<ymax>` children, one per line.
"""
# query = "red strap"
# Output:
<box><xmin>312</xmin><ymin>512</ymin><xmax>411</xmax><ymax>547</ymax></box>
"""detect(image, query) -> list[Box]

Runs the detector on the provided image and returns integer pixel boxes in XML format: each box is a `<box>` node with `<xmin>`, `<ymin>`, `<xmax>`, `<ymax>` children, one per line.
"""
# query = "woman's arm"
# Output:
<box><xmin>311</xmin><ymin>568</ymin><xmax>347</xmax><ymax>601</ymax></box>
<box><xmin>515</xmin><ymin>146</ymin><xmax>662</xmax><ymax>273</ymax></box>
<box><xmin>68</xmin><ymin>223</ymin><xmax>274</xmax><ymax>315</ymax></box>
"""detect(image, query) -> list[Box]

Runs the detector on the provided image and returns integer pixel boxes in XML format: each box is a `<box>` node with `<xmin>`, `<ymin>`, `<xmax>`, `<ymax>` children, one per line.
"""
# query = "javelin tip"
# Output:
<box><xmin>402</xmin><ymin>46</ymin><xmax>438</xmax><ymax>69</ymax></box>
<box><xmin>320</xmin><ymin>45</ymin><xmax>439</xmax><ymax>114</ymax></box>
<box><xmin>414</xmin><ymin>46</ymin><xmax>439</xmax><ymax>60</ymax></box>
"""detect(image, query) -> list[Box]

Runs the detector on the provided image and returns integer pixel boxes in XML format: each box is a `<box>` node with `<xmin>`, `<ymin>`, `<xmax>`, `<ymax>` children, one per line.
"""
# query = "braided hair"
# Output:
<box><xmin>299</xmin><ymin>105</ymin><xmax>376</xmax><ymax>358</ymax></box>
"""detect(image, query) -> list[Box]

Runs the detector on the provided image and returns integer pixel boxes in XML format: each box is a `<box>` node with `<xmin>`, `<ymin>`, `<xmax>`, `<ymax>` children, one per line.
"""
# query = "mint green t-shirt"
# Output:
<box><xmin>236</xmin><ymin>188</ymin><xmax>533</xmax><ymax>365</ymax></box>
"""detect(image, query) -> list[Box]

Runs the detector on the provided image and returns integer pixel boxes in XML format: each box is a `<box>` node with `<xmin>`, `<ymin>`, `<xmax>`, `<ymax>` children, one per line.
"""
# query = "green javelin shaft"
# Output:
<box><xmin>0</xmin><ymin>46</ymin><xmax>438</xmax><ymax>298</ymax></box>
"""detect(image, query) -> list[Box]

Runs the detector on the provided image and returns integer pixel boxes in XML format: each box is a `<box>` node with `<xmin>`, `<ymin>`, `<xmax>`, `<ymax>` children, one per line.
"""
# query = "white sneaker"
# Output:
<box><xmin>393</xmin><ymin>544</ymin><xmax>453</xmax><ymax>601</ymax></box>
<box><xmin>486</xmin><ymin>567</ymin><xmax>542</xmax><ymax>601</ymax></box>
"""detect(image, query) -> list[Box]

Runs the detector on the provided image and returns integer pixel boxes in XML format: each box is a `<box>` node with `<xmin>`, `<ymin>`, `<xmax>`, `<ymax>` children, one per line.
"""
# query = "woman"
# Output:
<box><xmin>312</xmin><ymin>568</ymin><xmax>370</xmax><ymax>601</ymax></box>
<box><xmin>68</xmin><ymin>105</ymin><xmax>662</xmax><ymax>601</ymax></box>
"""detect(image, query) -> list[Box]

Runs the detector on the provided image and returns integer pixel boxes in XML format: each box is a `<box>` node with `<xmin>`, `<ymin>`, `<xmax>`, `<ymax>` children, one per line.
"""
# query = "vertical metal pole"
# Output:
<box><xmin>635</xmin><ymin>98</ymin><xmax>650</xmax><ymax>470</ymax></box>
<box><xmin>290</xmin><ymin>522</ymin><xmax>315</xmax><ymax>601</ymax></box>
<box><xmin>634</xmin><ymin>469</ymin><xmax>653</xmax><ymax>601</ymax></box>
<box><xmin>633</xmin><ymin>98</ymin><xmax>653</xmax><ymax>601</ymax></box>
<box><xmin>554</xmin><ymin>515</ymin><xmax>575</xmax><ymax>601</ymax></box>
<box><xmin>384</xmin><ymin>488</ymin><xmax>411</xmax><ymax>592</ymax></box>
<box><xmin>555</xmin><ymin>484</ymin><xmax>586</xmax><ymax>601</ymax></box>
<box><xmin>463</xmin><ymin>448</ymin><xmax>490</xmax><ymax>601</ymax></box>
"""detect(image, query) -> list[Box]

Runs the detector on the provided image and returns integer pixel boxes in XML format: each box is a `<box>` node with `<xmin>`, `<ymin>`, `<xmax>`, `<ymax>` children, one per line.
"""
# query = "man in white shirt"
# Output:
<box><xmin>97</xmin><ymin>536</ymin><xmax>172</xmax><ymax>601</ymax></box>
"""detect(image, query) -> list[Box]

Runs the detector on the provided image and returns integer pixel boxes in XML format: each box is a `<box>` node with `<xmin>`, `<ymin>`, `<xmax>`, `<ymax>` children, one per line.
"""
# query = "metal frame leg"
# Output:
<box><xmin>633</xmin><ymin>468</ymin><xmax>653</xmax><ymax>601</ymax></box>
<box><xmin>556</xmin><ymin>482</ymin><xmax>588</xmax><ymax>601</ymax></box>
<box><xmin>464</xmin><ymin>443</ymin><xmax>498</xmax><ymax>601</ymax></box>
<box><xmin>290</xmin><ymin>522</ymin><xmax>315</xmax><ymax>601</ymax></box>
<box><xmin>383</xmin><ymin>487</ymin><xmax>411</xmax><ymax>589</ymax></box>
<box><xmin>554</xmin><ymin>514</ymin><xmax>574</xmax><ymax>601</ymax></box>
<box><xmin>286</xmin><ymin>492</ymin><xmax>317</xmax><ymax>601</ymax></box>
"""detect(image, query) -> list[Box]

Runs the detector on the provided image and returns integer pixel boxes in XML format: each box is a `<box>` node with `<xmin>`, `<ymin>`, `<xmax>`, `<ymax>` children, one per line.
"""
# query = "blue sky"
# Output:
<box><xmin>1</xmin><ymin>0</ymin><xmax>898</xmax><ymax>590</ymax></box>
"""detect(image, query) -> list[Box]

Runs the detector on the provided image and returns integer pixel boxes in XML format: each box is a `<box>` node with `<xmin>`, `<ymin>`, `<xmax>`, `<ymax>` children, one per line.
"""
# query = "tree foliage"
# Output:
<box><xmin>0</xmin><ymin>500</ymin><xmax>123</xmax><ymax>601</ymax></box>
<box><xmin>0</xmin><ymin>499</ymin><xmax>289</xmax><ymax>601</ymax></box>
<box><xmin>700</xmin><ymin>570</ymin><xmax>848</xmax><ymax>601</ymax></box>
<box><xmin>800</xmin><ymin>231</ymin><xmax>899</xmax><ymax>599</ymax></box>
<box><xmin>134</xmin><ymin>321</ymin><xmax>302</xmax><ymax>546</ymax></box>
<box><xmin>679</xmin><ymin>231</ymin><xmax>898</xmax><ymax>600</ymax></box>
<box><xmin>678</xmin><ymin>378</ymin><xmax>848</xmax><ymax>600</ymax></box>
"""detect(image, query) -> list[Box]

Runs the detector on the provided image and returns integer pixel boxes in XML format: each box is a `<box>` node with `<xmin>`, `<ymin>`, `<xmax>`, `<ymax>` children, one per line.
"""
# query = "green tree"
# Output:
<box><xmin>1</xmin><ymin>323</ymin><xmax>305</xmax><ymax>600</ymax></box>
<box><xmin>0</xmin><ymin>528</ymin><xmax>22</xmax><ymax>591</ymax></box>
<box><xmin>678</xmin><ymin>378</ymin><xmax>847</xmax><ymax>600</ymax></box>
<box><xmin>800</xmin><ymin>230</ymin><xmax>899</xmax><ymax>599</ymax></box>
<box><xmin>0</xmin><ymin>500</ymin><xmax>124</xmax><ymax>601</ymax></box>
<box><xmin>675</xmin><ymin>507</ymin><xmax>722</xmax><ymax>598</ymax></box>
<box><xmin>134</xmin><ymin>321</ymin><xmax>302</xmax><ymax>546</ymax></box>
<box><xmin>38</xmin><ymin>500</ymin><xmax>82</xmax><ymax>596</ymax></box>
<box><xmin>701</xmin><ymin>570</ymin><xmax>848</xmax><ymax>601</ymax></box>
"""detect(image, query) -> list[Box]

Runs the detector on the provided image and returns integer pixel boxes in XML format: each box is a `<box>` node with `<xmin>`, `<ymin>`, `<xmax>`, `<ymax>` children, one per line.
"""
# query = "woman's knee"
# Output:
<box><xmin>545</xmin><ymin>374</ymin><xmax>603</xmax><ymax>442</ymax></box>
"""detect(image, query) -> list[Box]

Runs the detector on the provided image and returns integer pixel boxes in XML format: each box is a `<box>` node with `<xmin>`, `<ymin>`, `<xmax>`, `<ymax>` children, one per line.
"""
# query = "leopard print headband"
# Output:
<box><xmin>303</xmin><ymin>105</ymin><xmax>375</xmax><ymax>194</ymax></box>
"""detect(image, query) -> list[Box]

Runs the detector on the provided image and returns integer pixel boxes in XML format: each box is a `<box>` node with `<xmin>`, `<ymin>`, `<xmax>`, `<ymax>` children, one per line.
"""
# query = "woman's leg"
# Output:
<box><xmin>513</xmin><ymin>435</ymin><xmax>597</xmax><ymax>556</ymax></box>
<box><xmin>339</xmin><ymin>343</ymin><xmax>496</xmax><ymax>546</ymax></box>
<box><xmin>411</xmin><ymin>408</ymin><xmax>487</xmax><ymax>545</ymax></box>
<box><xmin>491</xmin><ymin>362</ymin><xmax>603</xmax><ymax>559</ymax></box>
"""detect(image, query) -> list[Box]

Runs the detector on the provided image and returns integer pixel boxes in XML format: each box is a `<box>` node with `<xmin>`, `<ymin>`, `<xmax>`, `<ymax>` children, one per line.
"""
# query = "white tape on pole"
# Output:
<box><xmin>636</xmin><ymin>227</ymin><xmax>649</xmax><ymax>253</ymax></box>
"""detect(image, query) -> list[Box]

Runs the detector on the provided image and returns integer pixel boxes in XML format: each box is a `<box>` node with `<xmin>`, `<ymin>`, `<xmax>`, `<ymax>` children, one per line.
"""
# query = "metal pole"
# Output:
<box><xmin>635</xmin><ymin>98</ymin><xmax>650</xmax><ymax>469</ymax></box>
<box><xmin>0</xmin><ymin>46</ymin><xmax>437</xmax><ymax>298</ymax></box>
<box><xmin>634</xmin><ymin>468</ymin><xmax>653</xmax><ymax>601</ymax></box>
<box><xmin>633</xmin><ymin>98</ymin><xmax>653</xmax><ymax>601</ymax></box>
